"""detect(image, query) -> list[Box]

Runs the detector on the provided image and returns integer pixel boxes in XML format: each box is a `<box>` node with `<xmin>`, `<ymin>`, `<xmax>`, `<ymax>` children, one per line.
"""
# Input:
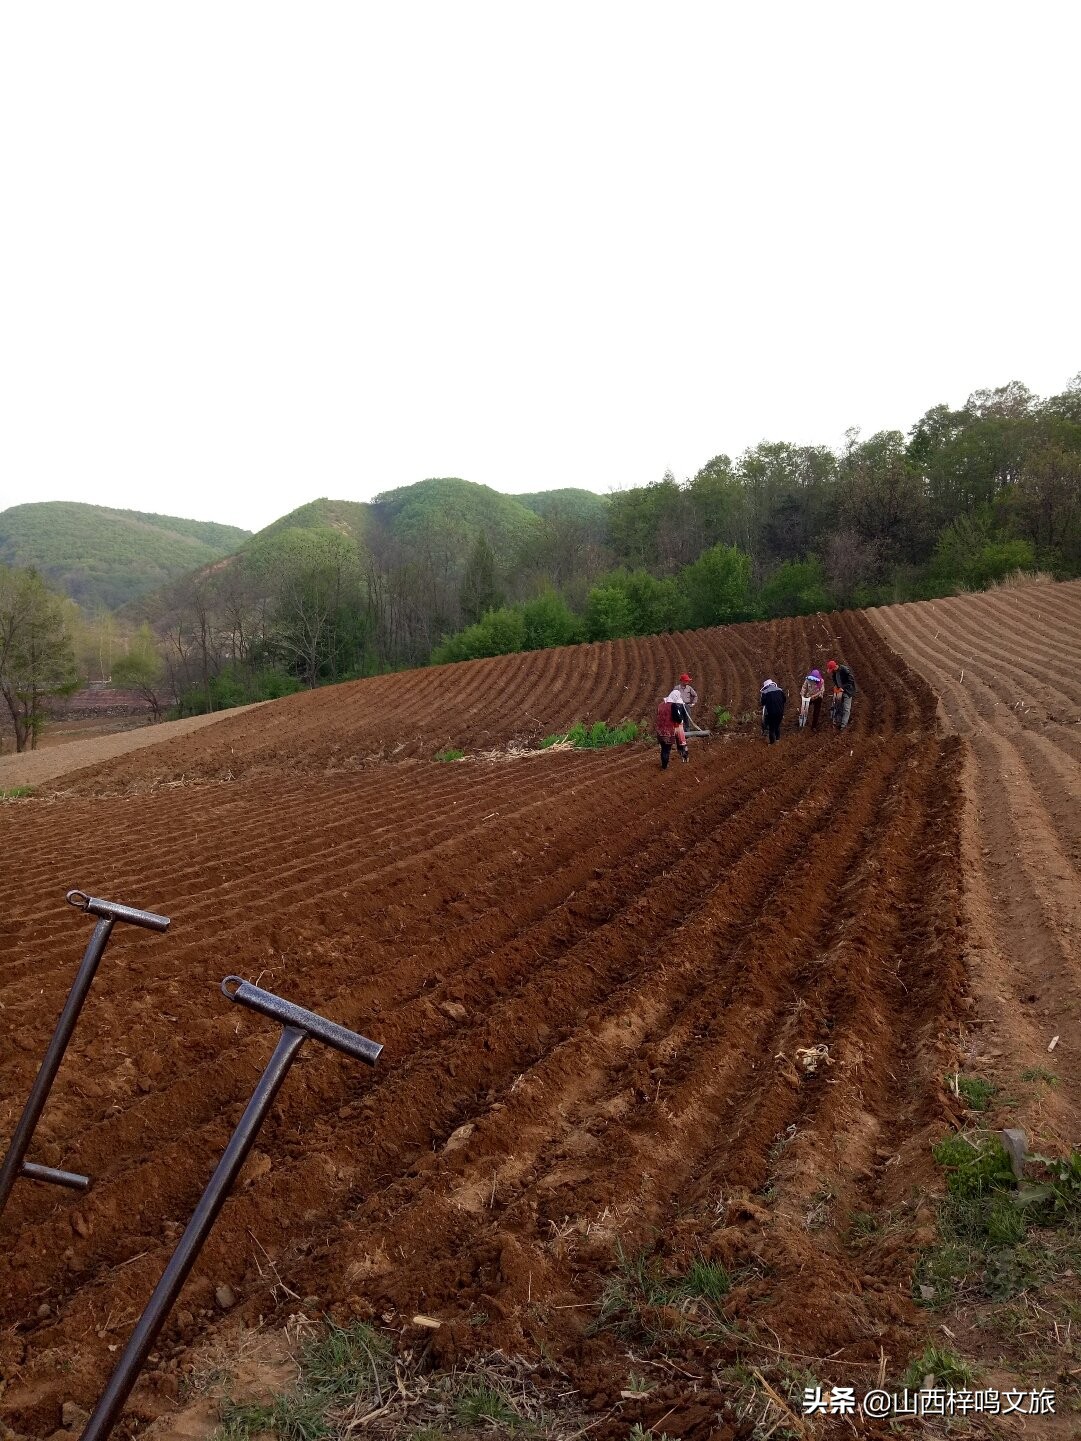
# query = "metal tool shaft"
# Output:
<box><xmin>0</xmin><ymin>892</ymin><xmax>170</xmax><ymax>1223</ymax></box>
<box><xmin>80</xmin><ymin>1026</ymin><xmax>306</xmax><ymax>1441</ymax></box>
<box><xmin>81</xmin><ymin>982</ymin><xmax>381</xmax><ymax>1441</ymax></box>
<box><xmin>0</xmin><ymin>916</ymin><xmax>113</xmax><ymax>1218</ymax></box>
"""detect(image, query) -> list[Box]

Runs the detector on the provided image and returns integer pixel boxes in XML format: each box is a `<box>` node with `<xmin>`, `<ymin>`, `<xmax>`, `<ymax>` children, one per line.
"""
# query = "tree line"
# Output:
<box><xmin>2</xmin><ymin>375</ymin><xmax>1078</xmax><ymax>746</ymax></box>
<box><xmin>438</xmin><ymin>376</ymin><xmax>1081</xmax><ymax>659</ymax></box>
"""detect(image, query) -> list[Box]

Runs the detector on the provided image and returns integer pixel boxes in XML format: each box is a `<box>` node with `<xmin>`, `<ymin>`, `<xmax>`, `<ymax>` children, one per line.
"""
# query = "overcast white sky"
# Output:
<box><xmin>1</xmin><ymin>2</ymin><xmax>1078</xmax><ymax>533</ymax></box>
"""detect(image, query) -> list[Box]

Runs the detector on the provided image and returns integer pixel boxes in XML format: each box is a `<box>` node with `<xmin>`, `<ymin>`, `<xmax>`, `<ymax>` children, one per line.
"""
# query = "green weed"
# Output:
<box><xmin>0</xmin><ymin>786</ymin><xmax>33</xmax><ymax>800</ymax></box>
<box><xmin>541</xmin><ymin>720</ymin><xmax>639</xmax><ymax>750</ymax></box>
<box><xmin>213</xmin><ymin>1320</ymin><xmax>391</xmax><ymax>1441</ymax></box>
<box><xmin>932</xmin><ymin>1134</ymin><xmax>1016</xmax><ymax>1197</ymax></box>
<box><xmin>434</xmin><ymin>748</ymin><xmax>465</xmax><ymax>762</ymax></box>
<box><xmin>676</xmin><ymin>1258</ymin><xmax>731</xmax><ymax>1306</ymax></box>
<box><xmin>453</xmin><ymin>1381</ymin><xmax>520</xmax><ymax>1429</ymax></box>
<box><xmin>951</xmin><ymin>1075</ymin><xmax>998</xmax><ymax>1112</ymax></box>
<box><xmin>903</xmin><ymin>1344</ymin><xmax>975</xmax><ymax>1389</ymax></box>
<box><xmin>713</xmin><ymin>707</ymin><xmax>732</xmax><ymax>728</ymax></box>
<box><xmin>1021</xmin><ymin>1067</ymin><xmax>1058</xmax><ymax>1086</ymax></box>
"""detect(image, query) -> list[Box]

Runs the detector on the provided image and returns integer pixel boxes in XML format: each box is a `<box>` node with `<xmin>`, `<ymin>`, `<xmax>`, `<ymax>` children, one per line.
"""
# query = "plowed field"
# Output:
<box><xmin>2</xmin><ymin>609</ymin><xmax>969</xmax><ymax>1438</ymax></box>
<box><xmin>872</xmin><ymin>579</ymin><xmax>1081</xmax><ymax>1147</ymax></box>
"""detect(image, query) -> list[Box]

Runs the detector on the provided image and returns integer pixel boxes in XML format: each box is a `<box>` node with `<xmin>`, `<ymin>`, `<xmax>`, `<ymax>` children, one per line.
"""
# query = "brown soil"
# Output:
<box><xmin>0</xmin><ymin>706</ymin><xmax>265</xmax><ymax>791</ymax></box>
<box><xmin>0</xmin><ymin>610</ymin><xmax>969</xmax><ymax>1437</ymax></box>
<box><xmin>872</xmin><ymin>577</ymin><xmax>1081</xmax><ymax>1147</ymax></box>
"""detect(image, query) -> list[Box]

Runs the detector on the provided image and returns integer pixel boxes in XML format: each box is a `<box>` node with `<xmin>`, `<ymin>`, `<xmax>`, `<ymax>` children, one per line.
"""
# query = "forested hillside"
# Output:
<box><xmin>108</xmin><ymin>377</ymin><xmax>1081</xmax><ymax>715</ymax></box>
<box><xmin>0</xmin><ymin>503</ymin><xmax>250</xmax><ymax>610</ymax></box>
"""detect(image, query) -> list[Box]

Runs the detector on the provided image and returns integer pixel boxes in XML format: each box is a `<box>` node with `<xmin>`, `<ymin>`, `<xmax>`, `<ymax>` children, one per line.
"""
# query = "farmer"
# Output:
<box><xmin>760</xmin><ymin>678</ymin><xmax>786</xmax><ymax>744</ymax></box>
<box><xmin>826</xmin><ymin>659</ymin><xmax>857</xmax><ymax>730</ymax></box>
<box><xmin>799</xmin><ymin>668</ymin><xmax>825</xmax><ymax>730</ymax></box>
<box><xmin>655</xmin><ymin>672</ymin><xmax>696</xmax><ymax>768</ymax></box>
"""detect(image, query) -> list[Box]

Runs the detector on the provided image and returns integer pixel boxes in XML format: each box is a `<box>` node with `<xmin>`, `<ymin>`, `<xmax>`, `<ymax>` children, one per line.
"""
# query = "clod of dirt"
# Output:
<box><xmin>35</xmin><ymin>1305</ymin><xmax>50</xmax><ymax>1321</ymax></box>
<box><xmin>69</xmin><ymin>1211</ymin><xmax>90</xmax><ymax>1238</ymax></box>
<box><xmin>443</xmin><ymin>1121</ymin><xmax>476</xmax><ymax>1152</ymax></box>
<box><xmin>214</xmin><ymin>1284</ymin><xmax>236</xmax><ymax>1310</ymax></box>
<box><xmin>61</xmin><ymin>1405</ymin><xmax>89</xmax><ymax>1433</ymax></box>
<box><xmin>439</xmin><ymin>1000</ymin><xmax>468</xmax><ymax>1022</ymax></box>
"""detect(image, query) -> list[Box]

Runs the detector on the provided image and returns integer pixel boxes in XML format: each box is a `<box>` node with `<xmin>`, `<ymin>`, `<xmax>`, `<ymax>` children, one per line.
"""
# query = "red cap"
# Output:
<box><xmin>679</xmin><ymin>672</ymin><xmax>692</xmax><ymax>683</ymax></box>
<box><xmin>826</xmin><ymin>659</ymin><xmax>838</xmax><ymax>672</ymax></box>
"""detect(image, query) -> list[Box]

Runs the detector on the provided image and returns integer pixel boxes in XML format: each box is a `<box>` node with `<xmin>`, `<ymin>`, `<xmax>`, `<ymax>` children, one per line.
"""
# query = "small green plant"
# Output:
<box><xmin>434</xmin><ymin>748</ymin><xmax>465</xmax><ymax>762</ymax></box>
<box><xmin>932</xmin><ymin>1134</ymin><xmax>1016</xmax><ymax>1197</ymax></box>
<box><xmin>541</xmin><ymin>720</ymin><xmax>639</xmax><ymax>750</ymax></box>
<box><xmin>676</xmin><ymin>1258</ymin><xmax>731</xmax><ymax>1306</ymax></box>
<box><xmin>1021</xmin><ymin>1067</ymin><xmax>1057</xmax><ymax>1086</ymax></box>
<box><xmin>0</xmin><ymin>786</ymin><xmax>33</xmax><ymax>800</ymax></box>
<box><xmin>624</xmin><ymin>1373</ymin><xmax>654</xmax><ymax>1396</ymax></box>
<box><xmin>301</xmin><ymin>1319</ymin><xmax>391</xmax><ymax>1398</ymax></box>
<box><xmin>1020</xmin><ymin>1148</ymin><xmax>1081</xmax><ymax>1214</ymax></box>
<box><xmin>848</xmin><ymin>1210</ymin><xmax>878</xmax><ymax>1239</ymax></box>
<box><xmin>713</xmin><ymin>706</ymin><xmax>732</xmax><ymax>728</ymax></box>
<box><xmin>453</xmin><ymin>1381</ymin><xmax>519</xmax><ymax>1429</ymax></box>
<box><xmin>951</xmin><ymin>1074</ymin><xmax>998</xmax><ymax>1112</ymax></box>
<box><xmin>217</xmin><ymin>1393</ymin><xmax>330</xmax><ymax>1441</ymax></box>
<box><xmin>903</xmin><ymin>1344</ymin><xmax>976</xmax><ymax>1389</ymax></box>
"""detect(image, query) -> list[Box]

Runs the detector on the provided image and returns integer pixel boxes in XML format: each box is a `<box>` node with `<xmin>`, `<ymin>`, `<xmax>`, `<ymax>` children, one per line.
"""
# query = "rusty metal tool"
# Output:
<box><xmin>80</xmin><ymin>977</ymin><xmax>382</xmax><ymax>1441</ymax></box>
<box><xmin>0</xmin><ymin>890</ymin><xmax>170</xmax><ymax>1222</ymax></box>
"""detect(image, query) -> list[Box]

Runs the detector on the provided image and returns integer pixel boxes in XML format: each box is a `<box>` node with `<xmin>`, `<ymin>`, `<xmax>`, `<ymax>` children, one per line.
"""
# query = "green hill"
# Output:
<box><xmin>517</xmin><ymin>488</ymin><xmax>609</xmax><ymax>525</ymax></box>
<box><xmin>0</xmin><ymin>502</ymin><xmax>251</xmax><ymax>610</ymax></box>
<box><xmin>369</xmin><ymin>478</ymin><xmax>542</xmax><ymax>557</ymax></box>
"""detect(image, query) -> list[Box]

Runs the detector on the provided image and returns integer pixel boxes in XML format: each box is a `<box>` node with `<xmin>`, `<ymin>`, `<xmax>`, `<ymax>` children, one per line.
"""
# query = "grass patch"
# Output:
<box><xmin>434</xmin><ymin>748</ymin><xmax>465</xmax><ymax>762</ymax></box>
<box><xmin>932</xmin><ymin>1133</ymin><xmax>1016</xmax><ymax>1197</ymax></box>
<box><xmin>0</xmin><ymin>786</ymin><xmax>33</xmax><ymax>800</ymax></box>
<box><xmin>594</xmin><ymin>1246</ymin><xmax>733</xmax><ymax>1343</ymax></box>
<box><xmin>1021</xmin><ymin>1067</ymin><xmax>1057</xmax><ymax>1086</ymax></box>
<box><xmin>903</xmin><ymin>1343</ymin><xmax>976</xmax><ymax>1388</ymax></box>
<box><xmin>950</xmin><ymin>1074</ymin><xmax>998</xmax><ymax>1112</ymax></box>
<box><xmin>541</xmin><ymin>720</ymin><xmax>639</xmax><ymax>750</ymax></box>
<box><xmin>713</xmin><ymin>706</ymin><xmax>732</xmax><ymax>728</ymax></box>
<box><xmin>453</xmin><ymin>1382</ymin><xmax>521</xmax><ymax>1429</ymax></box>
<box><xmin>917</xmin><ymin>1135</ymin><xmax>1081</xmax><ymax>1312</ymax></box>
<box><xmin>214</xmin><ymin>1320</ymin><xmax>391</xmax><ymax>1441</ymax></box>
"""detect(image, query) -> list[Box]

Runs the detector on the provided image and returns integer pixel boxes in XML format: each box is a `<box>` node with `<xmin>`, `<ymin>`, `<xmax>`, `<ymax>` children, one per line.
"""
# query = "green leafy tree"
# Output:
<box><xmin>459</xmin><ymin>532</ymin><xmax>502</xmax><ymax>625</ymax></box>
<box><xmin>584</xmin><ymin>585</ymin><xmax>635</xmax><ymax>641</ymax></box>
<box><xmin>759</xmin><ymin>558</ymin><xmax>831</xmax><ymax>617</ymax></box>
<box><xmin>112</xmin><ymin>623</ymin><xmax>169</xmax><ymax>721</ymax></box>
<box><xmin>520</xmin><ymin>591</ymin><xmax>581</xmax><ymax>649</ymax></box>
<box><xmin>678</xmin><ymin>543</ymin><xmax>754</xmax><ymax>627</ymax></box>
<box><xmin>0</xmin><ymin>566</ymin><xmax>79</xmax><ymax>752</ymax></box>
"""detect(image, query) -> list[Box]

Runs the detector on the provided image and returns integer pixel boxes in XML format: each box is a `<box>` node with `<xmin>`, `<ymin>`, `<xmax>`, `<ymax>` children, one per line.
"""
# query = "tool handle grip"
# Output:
<box><xmin>67</xmin><ymin>891</ymin><xmax>171</xmax><ymax>933</ymax></box>
<box><xmin>221</xmin><ymin>977</ymin><xmax>382</xmax><ymax>1066</ymax></box>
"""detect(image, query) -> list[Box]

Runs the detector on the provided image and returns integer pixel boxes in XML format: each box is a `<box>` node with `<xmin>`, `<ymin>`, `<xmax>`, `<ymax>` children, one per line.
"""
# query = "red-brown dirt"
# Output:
<box><xmin>1</xmin><ymin>609</ymin><xmax>970</xmax><ymax>1438</ymax></box>
<box><xmin>872</xmin><ymin>578</ymin><xmax>1081</xmax><ymax>1147</ymax></box>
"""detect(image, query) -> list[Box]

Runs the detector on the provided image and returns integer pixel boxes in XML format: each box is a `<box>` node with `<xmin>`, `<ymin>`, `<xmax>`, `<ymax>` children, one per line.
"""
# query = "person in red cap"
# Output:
<box><xmin>655</xmin><ymin>672</ymin><xmax>699</xmax><ymax>768</ymax></box>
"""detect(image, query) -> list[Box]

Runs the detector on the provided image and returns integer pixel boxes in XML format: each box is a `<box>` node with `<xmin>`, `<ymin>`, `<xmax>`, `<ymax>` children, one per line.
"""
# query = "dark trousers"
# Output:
<box><xmin>659</xmin><ymin>739</ymin><xmax>688</xmax><ymax>768</ymax></box>
<box><xmin>763</xmin><ymin>717</ymin><xmax>782</xmax><ymax>744</ymax></box>
<box><xmin>808</xmin><ymin>696</ymin><xmax>821</xmax><ymax>729</ymax></box>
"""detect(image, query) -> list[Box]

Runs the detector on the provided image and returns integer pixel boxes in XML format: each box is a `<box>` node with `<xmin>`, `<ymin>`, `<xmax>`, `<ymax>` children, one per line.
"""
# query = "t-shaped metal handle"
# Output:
<box><xmin>80</xmin><ymin>980</ymin><xmax>381</xmax><ymax>1441</ymax></box>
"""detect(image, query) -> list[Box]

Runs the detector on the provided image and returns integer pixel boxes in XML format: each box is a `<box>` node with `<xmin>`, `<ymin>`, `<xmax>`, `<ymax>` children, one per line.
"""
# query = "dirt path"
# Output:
<box><xmin>0</xmin><ymin>705</ymin><xmax>265</xmax><ymax>790</ymax></box>
<box><xmin>0</xmin><ymin>611</ymin><xmax>974</xmax><ymax>1439</ymax></box>
<box><xmin>871</xmin><ymin>578</ymin><xmax>1081</xmax><ymax>1150</ymax></box>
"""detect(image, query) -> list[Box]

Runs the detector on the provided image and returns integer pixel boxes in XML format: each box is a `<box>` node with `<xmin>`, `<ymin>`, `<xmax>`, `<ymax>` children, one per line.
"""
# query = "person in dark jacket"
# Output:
<box><xmin>826</xmin><ymin>659</ymin><xmax>857</xmax><ymax>730</ymax></box>
<box><xmin>760</xmin><ymin>678</ymin><xmax>786</xmax><ymax>744</ymax></box>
